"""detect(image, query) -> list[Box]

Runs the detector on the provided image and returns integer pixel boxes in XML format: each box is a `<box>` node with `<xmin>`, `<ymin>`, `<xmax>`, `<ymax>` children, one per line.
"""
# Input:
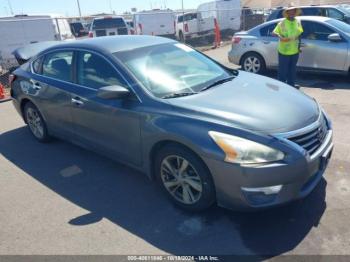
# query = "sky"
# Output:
<box><xmin>0</xmin><ymin>0</ymin><xmax>209</xmax><ymax>17</ymax></box>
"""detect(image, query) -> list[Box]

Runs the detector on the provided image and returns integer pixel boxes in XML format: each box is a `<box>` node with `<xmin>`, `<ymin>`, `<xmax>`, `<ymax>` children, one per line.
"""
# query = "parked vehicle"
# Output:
<box><xmin>175</xmin><ymin>12</ymin><xmax>215</xmax><ymax>42</ymax></box>
<box><xmin>197</xmin><ymin>0</ymin><xmax>241</xmax><ymax>33</ymax></box>
<box><xmin>0</xmin><ymin>14</ymin><xmax>73</xmax><ymax>66</ymax></box>
<box><xmin>126</xmin><ymin>20</ymin><xmax>135</xmax><ymax>35</ymax></box>
<box><xmin>70</xmin><ymin>22</ymin><xmax>88</xmax><ymax>37</ymax></box>
<box><xmin>88</xmin><ymin>16</ymin><xmax>129</xmax><ymax>38</ymax></box>
<box><xmin>267</xmin><ymin>5</ymin><xmax>350</xmax><ymax>24</ymax></box>
<box><xmin>229</xmin><ymin>16</ymin><xmax>350</xmax><ymax>75</ymax></box>
<box><xmin>133</xmin><ymin>10</ymin><xmax>176</xmax><ymax>38</ymax></box>
<box><xmin>10</xmin><ymin>36</ymin><xmax>333</xmax><ymax>211</ymax></box>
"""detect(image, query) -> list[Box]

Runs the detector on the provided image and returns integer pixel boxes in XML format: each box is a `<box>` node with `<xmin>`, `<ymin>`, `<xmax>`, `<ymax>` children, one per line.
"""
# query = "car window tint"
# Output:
<box><xmin>42</xmin><ymin>51</ymin><xmax>73</xmax><ymax>82</ymax></box>
<box><xmin>301</xmin><ymin>21</ymin><xmax>335</xmax><ymax>41</ymax></box>
<box><xmin>260</xmin><ymin>23</ymin><xmax>277</xmax><ymax>37</ymax></box>
<box><xmin>301</xmin><ymin>8</ymin><xmax>323</xmax><ymax>16</ymax></box>
<box><xmin>77</xmin><ymin>52</ymin><xmax>123</xmax><ymax>89</ymax></box>
<box><xmin>32</xmin><ymin>56</ymin><xmax>43</xmax><ymax>74</ymax></box>
<box><xmin>328</xmin><ymin>8</ymin><xmax>344</xmax><ymax>20</ymax></box>
<box><xmin>178</xmin><ymin>15</ymin><xmax>183</xmax><ymax>23</ymax></box>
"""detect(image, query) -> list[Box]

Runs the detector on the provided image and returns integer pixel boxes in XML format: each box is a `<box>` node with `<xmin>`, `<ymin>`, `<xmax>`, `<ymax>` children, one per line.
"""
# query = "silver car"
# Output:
<box><xmin>228</xmin><ymin>16</ymin><xmax>350</xmax><ymax>74</ymax></box>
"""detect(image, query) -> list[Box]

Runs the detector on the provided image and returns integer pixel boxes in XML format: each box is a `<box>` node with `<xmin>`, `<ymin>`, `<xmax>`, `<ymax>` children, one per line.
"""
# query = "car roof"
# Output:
<box><xmin>40</xmin><ymin>35</ymin><xmax>176</xmax><ymax>54</ymax></box>
<box><xmin>93</xmin><ymin>16</ymin><xmax>124</xmax><ymax>20</ymax></box>
<box><xmin>266</xmin><ymin>15</ymin><xmax>331</xmax><ymax>25</ymax></box>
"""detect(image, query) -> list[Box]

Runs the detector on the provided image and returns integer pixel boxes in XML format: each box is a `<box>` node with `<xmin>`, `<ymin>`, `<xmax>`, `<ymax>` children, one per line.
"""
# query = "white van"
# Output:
<box><xmin>0</xmin><ymin>14</ymin><xmax>73</xmax><ymax>66</ymax></box>
<box><xmin>175</xmin><ymin>12</ymin><xmax>215</xmax><ymax>41</ymax></box>
<box><xmin>134</xmin><ymin>10</ymin><xmax>176</xmax><ymax>38</ymax></box>
<box><xmin>197</xmin><ymin>0</ymin><xmax>241</xmax><ymax>32</ymax></box>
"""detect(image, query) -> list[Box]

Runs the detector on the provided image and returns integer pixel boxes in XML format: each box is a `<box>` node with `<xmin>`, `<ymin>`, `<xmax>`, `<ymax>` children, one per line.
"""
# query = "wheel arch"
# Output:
<box><xmin>148</xmin><ymin>140</ymin><xmax>212</xmax><ymax>182</ymax></box>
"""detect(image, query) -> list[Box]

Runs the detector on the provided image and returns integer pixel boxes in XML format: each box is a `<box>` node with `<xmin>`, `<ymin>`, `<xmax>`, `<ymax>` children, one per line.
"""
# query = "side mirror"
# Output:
<box><xmin>97</xmin><ymin>85</ymin><xmax>130</xmax><ymax>99</ymax></box>
<box><xmin>328</xmin><ymin>33</ymin><xmax>342</xmax><ymax>42</ymax></box>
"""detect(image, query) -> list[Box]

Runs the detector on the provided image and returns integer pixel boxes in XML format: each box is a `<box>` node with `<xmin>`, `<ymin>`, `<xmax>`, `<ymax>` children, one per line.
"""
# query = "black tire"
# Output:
<box><xmin>155</xmin><ymin>144</ymin><xmax>216</xmax><ymax>211</ymax></box>
<box><xmin>241</xmin><ymin>52</ymin><xmax>266</xmax><ymax>74</ymax></box>
<box><xmin>23</xmin><ymin>102</ymin><xmax>51</xmax><ymax>143</ymax></box>
<box><xmin>179</xmin><ymin>31</ymin><xmax>185</xmax><ymax>43</ymax></box>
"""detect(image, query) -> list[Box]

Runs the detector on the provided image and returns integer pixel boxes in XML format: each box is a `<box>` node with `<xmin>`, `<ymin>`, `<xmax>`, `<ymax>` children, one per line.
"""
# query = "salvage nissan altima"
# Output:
<box><xmin>10</xmin><ymin>35</ymin><xmax>333</xmax><ymax>211</ymax></box>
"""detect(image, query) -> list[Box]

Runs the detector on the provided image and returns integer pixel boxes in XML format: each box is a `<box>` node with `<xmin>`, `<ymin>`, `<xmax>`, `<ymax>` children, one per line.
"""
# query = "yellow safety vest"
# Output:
<box><xmin>273</xmin><ymin>18</ymin><xmax>303</xmax><ymax>56</ymax></box>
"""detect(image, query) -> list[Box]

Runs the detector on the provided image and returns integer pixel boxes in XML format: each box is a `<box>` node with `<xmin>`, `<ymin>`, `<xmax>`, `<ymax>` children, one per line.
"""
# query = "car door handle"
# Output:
<box><xmin>300</xmin><ymin>42</ymin><xmax>307</xmax><ymax>47</ymax></box>
<box><xmin>263</xmin><ymin>41</ymin><xmax>270</xmax><ymax>44</ymax></box>
<box><xmin>71</xmin><ymin>97</ymin><xmax>84</xmax><ymax>106</ymax></box>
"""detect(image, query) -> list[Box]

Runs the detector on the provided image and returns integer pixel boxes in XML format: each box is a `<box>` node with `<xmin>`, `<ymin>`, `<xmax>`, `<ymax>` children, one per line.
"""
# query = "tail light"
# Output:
<box><xmin>88</xmin><ymin>31</ymin><xmax>93</xmax><ymax>38</ymax></box>
<box><xmin>130</xmin><ymin>29</ymin><xmax>135</xmax><ymax>35</ymax></box>
<box><xmin>184</xmin><ymin>23</ymin><xmax>189</xmax><ymax>33</ymax></box>
<box><xmin>9</xmin><ymin>74</ymin><xmax>16</xmax><ymax>87</ymax></box>
<box><xmin>232</xmin><ymin>36</ymin><xmax>241</xmax><ymax>44</ymax></box>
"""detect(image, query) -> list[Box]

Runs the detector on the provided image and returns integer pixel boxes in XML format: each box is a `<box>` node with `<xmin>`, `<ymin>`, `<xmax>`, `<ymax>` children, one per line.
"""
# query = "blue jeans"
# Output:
<box><xmin>278</xmin><ymin>53</ymin><xmax>299</xmax><ymax>87</ymax></box>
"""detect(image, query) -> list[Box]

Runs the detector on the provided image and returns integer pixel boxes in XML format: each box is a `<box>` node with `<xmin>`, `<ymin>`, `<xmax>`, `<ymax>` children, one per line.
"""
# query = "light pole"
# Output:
<box><xmin>7</xmin><ymin>0</ymin><xmax>14</xmax><ymax>15</ymax></box>
<box><xmin>76</xmin><ymin>0</ymin><xmax>82</xmax><ymax>17</ymax></box>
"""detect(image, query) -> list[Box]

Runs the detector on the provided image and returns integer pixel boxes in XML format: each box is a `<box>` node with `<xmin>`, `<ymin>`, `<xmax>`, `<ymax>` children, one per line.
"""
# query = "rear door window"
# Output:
<box><xmin>77</xmin><ymin>51</ymin><xmax>125</xmax><ymax>89</ymax></box>
<box><xmin>300</xmin><ymin>8</ymin><xmax>323</xmax><ymax>16</ymax></box>
<box><xmin>260</xmin><ymin>22</ymin><xmax>278</xmax><ymax>37</ymax></box>
<box><xmin>42</xmin><ymin>51</ymin><xmax>73</xmax><ymax>82</ymax></box>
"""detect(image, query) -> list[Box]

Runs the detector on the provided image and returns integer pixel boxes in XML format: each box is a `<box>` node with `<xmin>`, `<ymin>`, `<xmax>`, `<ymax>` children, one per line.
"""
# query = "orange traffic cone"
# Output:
<box><xmin>0</xmin><ymin>83</ymin><xmax>10</xmax><ymax>102</ymax></box>
<box><xmin>213</xmin><ymin>18</ymin><xmax>222</xmax><ymax>49</ymax></box>
<box><xmin>0</xmin><ymin>83</ymin><xmax>5</xmax><ymax>100</ymax></box>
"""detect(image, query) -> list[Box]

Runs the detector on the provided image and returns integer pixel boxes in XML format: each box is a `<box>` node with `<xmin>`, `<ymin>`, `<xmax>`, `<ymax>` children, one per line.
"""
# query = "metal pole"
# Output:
<box><xmin>181</xmin><ymin>0</ymin><xmax>185</xmax><ymax>42</ymax></box>
<box><xmin>7</xmin><ymin>0</ymin><xmax>14</xmax><ymax>15</ymax></box>
<box><xmin>76</xmin><ymin>0</ymin><xmax>82</xmax><ymax>17</ymax></box>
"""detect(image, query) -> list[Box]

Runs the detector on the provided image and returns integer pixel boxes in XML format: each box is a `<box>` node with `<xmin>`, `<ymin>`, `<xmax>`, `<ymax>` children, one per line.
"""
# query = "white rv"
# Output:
<box><xmin>197</xmin><ymin>0</ymin><xmax>241</xmax><ymax>32</ymax></box>
<box><xmin>0</xmin><ymin>14</ymin><xmax>73</xmax><ymax>66</ymax></box>
<box><xmin>133</xmin><ymin>10</ymin><xmax>176</xmax><ymax>38</ymax></box>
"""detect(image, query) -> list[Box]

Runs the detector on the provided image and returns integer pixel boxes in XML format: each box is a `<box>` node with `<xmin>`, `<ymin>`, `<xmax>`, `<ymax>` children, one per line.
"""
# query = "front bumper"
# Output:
<box><xmin>204</xmin><ymin>130</ymin><xmax>333</xmax><ymax>211</ymax></box>
<box><xmin>228</xmin><ymin>47</ymin><xmax>243</xmax><ymax>66</ymax></box>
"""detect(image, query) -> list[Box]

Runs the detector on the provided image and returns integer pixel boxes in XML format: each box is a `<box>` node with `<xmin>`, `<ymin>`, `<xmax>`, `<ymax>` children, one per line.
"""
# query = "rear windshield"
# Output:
<box><xmin>93</xmin><ymin>18</ymin><xmax>126</xmax><ymax>29</ymax></box>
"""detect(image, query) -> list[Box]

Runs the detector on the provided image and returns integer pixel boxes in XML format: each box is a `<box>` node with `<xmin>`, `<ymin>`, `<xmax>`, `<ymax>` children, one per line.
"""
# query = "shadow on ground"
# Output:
<box><xmin>0</xmin><ymin>127</ymin><xmax>327</xmax><ymax>258</ymax></box>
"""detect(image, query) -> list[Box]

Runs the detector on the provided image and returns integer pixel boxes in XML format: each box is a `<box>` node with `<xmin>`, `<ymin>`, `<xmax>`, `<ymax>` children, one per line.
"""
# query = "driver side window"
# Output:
<box><xmin>77</xmin><ymin>51</ymin><xmax>125</xmax><ymax>89</ymax></box>
<box><xmin>301</xmin><ymin>21</ymin><xmax>335</xmax><ymax>41</ymax></box>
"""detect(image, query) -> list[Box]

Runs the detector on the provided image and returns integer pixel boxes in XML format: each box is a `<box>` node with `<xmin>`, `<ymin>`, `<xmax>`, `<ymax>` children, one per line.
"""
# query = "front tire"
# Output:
<box><xmin>155</xmin><ymin>145</ymin><xmax>216</xmax><ymax>211</ymax></box>
<box><xmin>24</xmin><ymin>102</ymin><xmax>51</xmax><ymax>143</ymax></box>
<box><xmin>241</xmin><ymin>52</ymin><xmax>266</xmax><ymax>74</ymax></box>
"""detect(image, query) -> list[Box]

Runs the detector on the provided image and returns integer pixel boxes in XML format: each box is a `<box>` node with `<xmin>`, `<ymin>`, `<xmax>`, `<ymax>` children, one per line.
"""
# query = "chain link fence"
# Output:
<box><xmin>0</xmin><ymin>7</ymin><xmax>268</xmax><ymax>91</ymax></box>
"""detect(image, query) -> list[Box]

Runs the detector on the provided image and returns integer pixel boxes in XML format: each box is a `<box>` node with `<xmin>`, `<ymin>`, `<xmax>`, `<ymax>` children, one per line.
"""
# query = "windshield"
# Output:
<box><xmin>114</xmin><ymin>43</ymin><xmax>233</xmax><ymax>98</ymax></box>
<box><xmin>93</xmin><ymin>18</ymin><xmax>126</xmax><ymax>29</ymax></box>
<box><xmin>327</xmin><ymin>19</ymin><xmax>350</xmax><ymax>34</ymax></box>
<box><xmin>337</xmin><ymin>5</ymin><xmax>350</xmax><ymax>15</ymax></box>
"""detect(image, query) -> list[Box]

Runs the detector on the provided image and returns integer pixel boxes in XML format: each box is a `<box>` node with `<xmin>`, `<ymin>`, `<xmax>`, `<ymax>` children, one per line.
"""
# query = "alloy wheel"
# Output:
<box><xmin>160</xmin><ymin>155</ymin><xmax>203</xmax><ymax>205</ymax></box>
<box><xmin>243</xmin><ymin>56</ymin><xmax>261</xmax><ymax>73</ymax></box>
<box><xmin>26</xmin><ymin>107</ymin><xmax>44</xmax><ymax>139</ymax></box>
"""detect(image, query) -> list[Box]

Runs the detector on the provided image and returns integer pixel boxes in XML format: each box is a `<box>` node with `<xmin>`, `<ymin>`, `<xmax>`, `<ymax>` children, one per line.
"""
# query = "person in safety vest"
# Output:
<box><xmin>273</xmin><ymin>3</ymin><xmax>303</xmax><ymax>87</ymax></box>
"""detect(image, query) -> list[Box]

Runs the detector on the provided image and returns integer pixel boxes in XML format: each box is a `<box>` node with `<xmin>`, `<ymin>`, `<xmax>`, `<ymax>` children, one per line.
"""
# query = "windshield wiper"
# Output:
<box><xmin>200</xmin><ymin>76</ymin><xmax>236</xmax><ymax>92</ymax></box>
<box><xmin>162</xmin><ymin>92</ymin><xmax>198</xmax><ymax>99</ymax></box>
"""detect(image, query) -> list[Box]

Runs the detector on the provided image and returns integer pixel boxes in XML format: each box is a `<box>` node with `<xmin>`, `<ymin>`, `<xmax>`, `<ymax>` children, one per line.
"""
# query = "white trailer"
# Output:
<box><xmin>0</xmin><ymin>15</ymin><xmax>74</xmax><ymax>66</ymax></box>
<box><xmin>197</xmin><ymin>0</ymin><xmax>241</xmax><ymax>32</ymax></box>
<box><xmin>133</xmin><ymin>10</ymin><xmax>176</xmax><ymax>38</ymax></box>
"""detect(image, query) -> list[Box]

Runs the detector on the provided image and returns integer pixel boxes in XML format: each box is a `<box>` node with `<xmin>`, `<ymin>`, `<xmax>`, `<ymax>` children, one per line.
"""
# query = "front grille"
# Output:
<box><xmin>287</xmin><ymin>116</ymin><xmax>328</xmax><ymax>156</ymax></box>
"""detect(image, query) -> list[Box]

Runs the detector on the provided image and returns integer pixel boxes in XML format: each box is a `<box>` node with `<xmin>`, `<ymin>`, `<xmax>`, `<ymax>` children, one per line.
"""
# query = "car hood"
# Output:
<box><xmin>167</xmin><ymin>71</ymin><xmax>320</xmax><ymax>133</ymax></box>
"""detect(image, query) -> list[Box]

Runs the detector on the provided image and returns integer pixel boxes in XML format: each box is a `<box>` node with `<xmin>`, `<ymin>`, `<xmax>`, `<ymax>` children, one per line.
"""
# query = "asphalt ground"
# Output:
<box><xmin>0</xmin><ymin>44</ymin><xmax>350</xmax><ymax>259</ymax></box>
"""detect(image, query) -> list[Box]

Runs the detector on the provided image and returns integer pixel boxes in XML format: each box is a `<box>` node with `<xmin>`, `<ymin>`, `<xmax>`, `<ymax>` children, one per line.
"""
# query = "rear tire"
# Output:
<box><xmin>241</xmin><ymin>52</ymin><xmax>266</xmax><ymax>74</ymax></box>
<box><xmin>155</xmin><ymin>144</ymin><xmax>216</xmax><ymax>212</ymax></box>
<box><xmin>24</xmin><ymin>102</ymin><xmax>51</xmax><ymax>143</ymax></box>
<box><xmin>179</xmin><ymin>31</ymin><xmax>185</xmax><ymax>43</ymax></box>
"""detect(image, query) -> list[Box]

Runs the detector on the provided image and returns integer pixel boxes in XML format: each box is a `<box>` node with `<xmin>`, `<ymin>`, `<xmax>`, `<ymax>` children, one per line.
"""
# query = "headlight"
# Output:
<box><xmin>209</xmin><ymin>131</ymin><xmax>284</xmax><ymax>164</ymax></box>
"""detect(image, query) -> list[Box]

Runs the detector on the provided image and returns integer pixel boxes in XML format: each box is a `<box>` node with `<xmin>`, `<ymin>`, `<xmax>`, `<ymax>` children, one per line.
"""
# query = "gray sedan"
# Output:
<box><xmin>10</xmin><ymin>35</ymin><xmax>333</xmax><ymax>211</ymax></box>
<box><xmin>228</xmin><ymin>16</ymin><xmax>350</xmax><ymax>75</ymax></box>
